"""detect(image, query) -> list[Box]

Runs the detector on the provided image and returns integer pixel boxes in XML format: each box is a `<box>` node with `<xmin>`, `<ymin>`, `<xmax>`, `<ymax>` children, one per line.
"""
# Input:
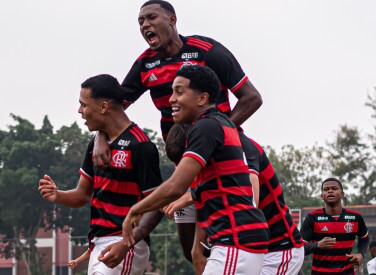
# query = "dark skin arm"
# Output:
<box><xmin>98</xmin><ymin>210</ymin><xmax>164</xmax><ymax>268</ymax></box>
<box><xmin>228</xmin><ymin>80</ymin><xmax>262</xmax><ymax>127</ymax></box>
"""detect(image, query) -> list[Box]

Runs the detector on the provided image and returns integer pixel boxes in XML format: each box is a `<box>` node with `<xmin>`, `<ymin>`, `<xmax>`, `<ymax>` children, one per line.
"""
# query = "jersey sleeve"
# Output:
<box><xmin>131</xmin><ymin>141</ymin><xmax>163</xmax><ymax>197</ymax></box>
<box><xmin>79</xmin><ymin>138</ymin><xmax>95</xmax><ymax>181</ymax></box>
<box><xmin>204</xmin><ymin>40</ymin><xmax>247</xmax><ymax>93</ymax></box>
<box><xmin>120</xmin><ymin>59</ymin><xmax>148</xmax><ymax>103</ymax></box>
<box><xmin>183</xmin><ymin>119</ymin><xmax>222</xmax><ymax>167</ymax></box>
<box><xmin>239</xmin><ymin>133</ymin><xmax>260</xmax><ymax>175</ymax></box>
<box><xmin>357</xmin><ymin>214</ymin><xmax>369</xmax><ymax>238</ymax></box>
<box><xmin>300</xmin><ymin>213</ymin><xmax>315</xmax><ymax>243</ymax></box>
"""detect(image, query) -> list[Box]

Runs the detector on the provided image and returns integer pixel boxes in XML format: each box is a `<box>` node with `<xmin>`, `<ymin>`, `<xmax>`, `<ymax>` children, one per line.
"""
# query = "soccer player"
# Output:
<box><xmin>367</xmin><ymin>241</ymin><xmax>376</xmax><ymax>275</ymax></box>
<box><xmin>94</xmin><ymin>0</ymin><xmax>264</xmax><ymax>261</ymax></box>
<box><xmin>122</xmin><ymin>65</ymin><xmax>270</xmax><ymax>274</ymax></box>
<box><xmin>300</xmin><ymin>178</ymin><xmax>369</xmax><ymax>275</ymax></box>
<box><xmin>38</xmin><ymin>74</ymin><xmax>164</xmax><ymax>275</ymax></box>
<box><xmin>164</xmin><ymin>123</ymin><xmax>305</xmax><ymax>275</ymax></box>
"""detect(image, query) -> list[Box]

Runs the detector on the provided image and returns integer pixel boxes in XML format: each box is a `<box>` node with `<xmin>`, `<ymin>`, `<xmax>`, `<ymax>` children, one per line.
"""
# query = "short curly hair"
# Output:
<box><xmin>176</xmin><ymin>65</ymin><xmax>220</xmax><ymax>104</ymax></box>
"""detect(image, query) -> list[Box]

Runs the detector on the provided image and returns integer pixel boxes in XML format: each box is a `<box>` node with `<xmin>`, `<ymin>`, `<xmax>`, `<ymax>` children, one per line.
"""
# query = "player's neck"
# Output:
<box><xmin>325</xmin><ymin>203</ymin><xmax>342</xmax><ymax>215</ymax></box>
<box><xmin>159</xmin><ymin>34</ymin><xmax>183</xmax><ymax>59</ymax></box>
<box><xmin>103</xmin><ymin>114</ymin><xmax>132</xmax><ymax>142</ymax></box>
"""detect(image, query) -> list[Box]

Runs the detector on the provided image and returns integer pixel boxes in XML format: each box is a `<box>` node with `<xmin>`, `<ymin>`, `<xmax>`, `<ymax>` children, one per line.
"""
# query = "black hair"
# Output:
<box><xmin>81</xmin><ymin>74</ymin><xmax>124</xmax><ymax>105</ymax></box>
<box><xmin>176</xmin><ymin>65</ymin><xmax>220</xmax><ymax>104</ymax></box>
<box><xmin>321</xmin><ymin>177</ymin><xmax>343</xmax><ymax>192</ymax></box>
<box><xmin>370</xmin><ymin>240</ymin><xmax>376</xmax><ymax>248</ymax></box>
<box><xmin>165</xmin><ymin>123</ymin><xmax>192</xmax><ymax>164</ymax></box>
<box><xmin>141</xmin><ymin>0</ymin><xmax>175</xmax><ymax>14</ymax></box>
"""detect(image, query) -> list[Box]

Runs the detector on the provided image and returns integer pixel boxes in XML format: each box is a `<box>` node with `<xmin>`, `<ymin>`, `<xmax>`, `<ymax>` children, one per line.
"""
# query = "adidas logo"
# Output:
<box><xmin>321</xmin><ymin>226</ymin><xmax>329</xmax><ymax>232</ymax></box>
<box><xmin>149</xmin><ymin>73</ymin><xmax>158</xmax><ymax>81</ymax></box>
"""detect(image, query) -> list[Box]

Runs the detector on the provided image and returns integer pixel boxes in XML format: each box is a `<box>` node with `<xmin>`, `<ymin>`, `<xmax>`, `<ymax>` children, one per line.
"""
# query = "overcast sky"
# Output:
<box><xmin>1</xmin><ymin>0</ymin><xmax>375</xmax><ymax>149</ymax></box>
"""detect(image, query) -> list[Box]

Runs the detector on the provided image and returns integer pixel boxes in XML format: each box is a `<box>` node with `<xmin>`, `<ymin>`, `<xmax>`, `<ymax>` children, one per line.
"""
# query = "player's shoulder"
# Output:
<box><xmin>185</xmin><ymin>35</ymin><xmax>219</xmax><ymax>51</ymax></box>
<box><xmin>309</xmin><ymin>208</ymin><xmax>325</xmax><ymax>216</ymax></box>
<box><xmin>124</xmin><ymin>123</ymin><xmax>152</xmax><ymax>144</ymax></box>
<box><xmin>343</xmin><ymin>208</ymin><xmax>362</xmax><ymax>217</ymax></box>
<box><xmin>136</xmin><ymin>47</ymin><xmax>158</xmax><ymax>61</ymax></box>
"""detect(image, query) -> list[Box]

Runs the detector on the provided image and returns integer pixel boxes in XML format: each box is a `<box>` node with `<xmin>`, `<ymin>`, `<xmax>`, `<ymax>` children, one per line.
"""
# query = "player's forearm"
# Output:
<box><xmin>358</xmin><ymin>235</ymin><xmax>369</xmax><ymax>257</ymax></box>
<box><xmin>55</xmin><ymin>189</ymin><xmax>90</xmax><ymax>208</ymax></box>
<box><xmin>229</xmin><ymin>81</ymin><xmax>262</xmax><ymax>127</ymax></box>
<box><xmin>304</xmin><ymin>242</ymin><xmax>318</xmax><ymax>255</ymax></box>
<box><xmin>131</xmin><ymin>180</ymin><xmax>187</xmax><ymax>216</ymax></box>
<box><xmin>133</xmin><ymin>210</ymin><xmax>164</xmax><ymax>243</ymax></box>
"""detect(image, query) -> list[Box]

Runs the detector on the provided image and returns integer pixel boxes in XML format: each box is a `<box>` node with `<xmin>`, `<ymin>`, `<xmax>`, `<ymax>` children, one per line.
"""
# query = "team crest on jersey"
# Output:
<box><xmin>145</xmin><ymin>60</ymin><xmax>160</xmax><ymax>69</ymax></box>
<box><xmin>344</xmin><ymin>222</ymin><xmax>354</xmax><ymax>233</ymax></box>
<box><xmin>111</xmin><ymin>150</ymin><xmax>132</xmax><ymax>169</ymax></box>
<box><xmin>181</xmin><ymin>52</ymin><xmax>198</xmax><ymax>59</ymax></box>
<box><xmin>118</xmin><ymin>139</ymin><xmax>130</xmax><ymax>146</ymax></box>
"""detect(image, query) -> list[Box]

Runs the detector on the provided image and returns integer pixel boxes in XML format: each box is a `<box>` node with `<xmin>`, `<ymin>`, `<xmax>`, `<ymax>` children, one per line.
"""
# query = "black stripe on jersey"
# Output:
<box><xmin>93</xmin><ymin>189</ymin><xmax>139</xmax><ymax>207</ymax></box>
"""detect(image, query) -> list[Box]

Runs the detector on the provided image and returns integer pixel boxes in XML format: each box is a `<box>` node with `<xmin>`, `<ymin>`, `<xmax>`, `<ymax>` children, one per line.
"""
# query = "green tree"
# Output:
<box><xmin>0</xmin><ymin>115</ymin><xmax>91</xmax><ymax>274</ymax></box>
<box><xmin>267</xmin><ymin>144</ymin><xmax>325</xmax><ymax>208</ymax></box>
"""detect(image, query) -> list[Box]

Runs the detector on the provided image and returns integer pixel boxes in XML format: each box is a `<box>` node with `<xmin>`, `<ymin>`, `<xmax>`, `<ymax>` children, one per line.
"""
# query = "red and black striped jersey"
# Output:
<box><xmin>183</xmin><ymin>108</ymin><xmax>269</xmax><ymax>253</ymax></box>
<box><xmin>79</xmin><ymin>123</ymin><xmax>162</xmax><ymax>238</ymax></box>
<box><xmin>300</xmin><ymin>208</ymin><xmax>369</xmax><ymax>275</ymax></box>
<box><xmin>239</xmin><ymin>133</ymin><xmax>304</xmax><ymax>252</ymax></box>
<box><xmin>122</xmin><ymin>35</ymin><xmax>248</xmax><ymax>140</ymax></box>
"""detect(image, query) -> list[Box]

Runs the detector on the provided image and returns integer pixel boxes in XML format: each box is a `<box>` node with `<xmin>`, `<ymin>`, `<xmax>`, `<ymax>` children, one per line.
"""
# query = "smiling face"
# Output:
<box><xmin>321</xmin><ymin>181</ymin><xmax>344</xmax><ymax>205</ymax></box>
<box><xmin>78</xmin><ymin>88</ymin><xmax>104</xmax><ymax>132</ymax></box>
<box><xmin>138</xmin><ymin>3</ymin><xmax>177</xmax><ymax>52</ymax></box>
<box><xmin>170</xmin><ymin>76</ymin><xmax>207</xmax><ymax>124</ymax></box>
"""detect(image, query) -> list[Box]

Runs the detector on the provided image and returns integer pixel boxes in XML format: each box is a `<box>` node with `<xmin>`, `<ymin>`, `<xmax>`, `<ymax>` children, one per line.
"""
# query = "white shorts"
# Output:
<box><xmin>262</xmin><ymin>246</ymin><xmax>304</xmax><ymax>275</ymax></box>
<box><xmin>203</xmin><ymin>245</ymin><xmax>264</xmax><ymax>275</ymax></box>
<box><xmin>88</xmin><ymin>236</ymin><xmax>149</xmax><ymax>275</ymax></box>
<box><xmin>174</xmin><ymin>203</ymin><xmax>196</xmax><ymax>223</ymax></box>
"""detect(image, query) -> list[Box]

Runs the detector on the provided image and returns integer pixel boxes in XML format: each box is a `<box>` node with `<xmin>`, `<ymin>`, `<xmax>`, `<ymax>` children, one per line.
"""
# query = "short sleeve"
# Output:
<box><xmin>121</xmin><ymin>59</ymin><xmax>148</xmax><ymax>103</ymax></box>
<box><xmin>357</xmin><ymin>214</ymin><xmax>369</xmax><ymax>238</ymax></box>
<box><xmin>300</xmin><ymin>214</ymin><xmax>315</xmax><ymax>243</ymax></box>
<box><xmin>183</xmin><ymin>119</ymin><xmax>222</xmax><ymax>167</ymax></box>
<box><xmin>131</xmin><ymin>141</ymin><xmax>163</xmax><ymax>197</ymax></box>
<box><xmin>79</xmin><ymin>139</ymin><xmax>95</xmax><ymax>181</ymax></box>
<box><xmin>204</xmin><ymin>41</ymin><xmax>247</xmax><ymax>93</ymax></box>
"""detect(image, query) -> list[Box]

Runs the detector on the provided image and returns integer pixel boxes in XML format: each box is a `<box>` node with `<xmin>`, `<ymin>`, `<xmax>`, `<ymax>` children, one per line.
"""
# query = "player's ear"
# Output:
<box><xmin>169</xmin><ymin>14</ymin><xmax>177</xmax><ymax>26</ymax></box>
<box><xmin>197</xmin><ymin>92</ymin><xmax>209</xmax><ymax>106</ymax></box>
<box><xmin>320</xmin><ymin>193</ymin><xmax>324</xmax><ymax>200</ymax></box>
<box><xmin>100</xmin><ymin>101</ymin><xmax>109</xmax><ymax>114</ymax></box>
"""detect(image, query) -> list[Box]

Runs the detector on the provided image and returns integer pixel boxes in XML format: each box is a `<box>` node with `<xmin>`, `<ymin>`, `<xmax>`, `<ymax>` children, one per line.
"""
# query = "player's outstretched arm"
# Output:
<box><xmin>38</xmin><ymin>174</ymin><xmax>93</xmax><ymax>208</ymax></box>
<box><xmin>229</xmin><ymin>80</ymin><xmax>262</xmax><ymax>127</ymax></box>
<box><xmin>68</xmin><ymin>249</ymin><xmax>91</xmax><ymax>269</ymax></box>
<box><xmin>93</xmin><ymin>131</ymin><xmax>111</xmax><ymax>169</ymax></box>
<box><xmin>123</xmin><ymin>157</ymin><xmax>202</xmax><ymax>247</ymax></box>
<box><xmin>161</xmin><ymin>192</ymin><xmax>193</xmax><ymax>219</ymax></box>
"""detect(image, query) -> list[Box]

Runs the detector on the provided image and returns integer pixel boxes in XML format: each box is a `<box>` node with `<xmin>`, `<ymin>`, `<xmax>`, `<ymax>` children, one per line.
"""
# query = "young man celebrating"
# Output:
<box><xmin>38</xmin><ymin>74</ymin><xmax>163</xmax><ymax>275</ymax></box>
<box><xmin>122</xmin><ymin>65</ymin><xmax>270</xmax><ymax>274</ymax></box>
<box><xmin>300</xmin><ymin>178</ymin><xmax>369</xmax><ymax>275</ymax></box>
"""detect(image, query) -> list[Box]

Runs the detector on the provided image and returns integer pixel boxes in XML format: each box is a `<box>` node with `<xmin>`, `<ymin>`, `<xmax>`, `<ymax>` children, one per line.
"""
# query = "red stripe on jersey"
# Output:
<box><xmin>311</xmin><ymin>264</ymin><xmax>353</xmax><ymax>273</ymax></box>
<box><xmin>195</xmin><ymin>187</ymin><xmax>253</xmax><ymax>209</ymax></box>
<box><xmin>191</xmin><ymin>160</ymin><xmax>250</xmax><ymax>188</ymax></box>
<box><xmin>231</xmin><ymin>76</ymin><xmax>248</xmax><ymax>93</ymax></box>
<box><xmin>152</xmin><ymin>94</ymin><xmax>172</xmax><ymax>109</ymax></box>
<box><xmin>250</xmin><ymin>138</ymin><xmax>263</xmax><ymax>154</ymax></box>
<box><xmin>345</xmin><ymin>209</ymin><xmax>361</xmax><ymax>215</ymax></box>
<box><xmin>207</xmin><ymin>225</ymin><xmax>269</xmax><ymax>244</ymax></box>
<box><xmin>187</xmin><ymin>37</ymin><xmax>213</xmax><ymax>51</ymax></box>
<box><xmin>313</xmin><ymin>254</ymin><xmax>350</xmax><ymax>261</ymax></box>
<box><xmin>137</xmin><ymin>48</ymin><xmax>158</xmax><ymax>60</ymax></box>
<box><xmin>140</xmin><ymin>61</ymin><xmax>206</xmax><ymax>87</ymax></box>
<box><xmin>183</xmin><ymin>152</ymin><xmax>206</xmax><ymax>167</ymax></box>
<box><xmin>79</xmin><ymin>169</ymin><xmax>93</xmax><ymax>181</ymax></box>
<box><xmin>310</xmin><ymin>208</ymin><xmax>325</xmax><ymax>215</ymax></box>
<box><xmin>313</xmin><ymin>222</ymin><xmax>359</xmax><ymax>234</ymax></box>
<box><xmin>265</xmin><ymin>203</ymin><xmax>289</xmax><ymax>226</ymax></box>
<box><xmin>90</xmin><ymin>218</ymin><xmax>117</xmax><ymax>228</ymax></box>
<box><xmin>92</xmin><ymin>198</ymin><xmax>131</xmax><ymax>216</ymax></box>
<box><xmin>198</xmin><ymin>204</ymin><xmax>257</xmax><ymax>228</ymax></box>
<box><xmin>94</xmin><ymin>176</ymin><xmax>140</xmax><ymax>196</ymax></box>
<box><xmin>258</xmin><ymin>184</ymin><xmax>283</xmax><ymax>209</ymax></box>
<box><xmin>222</xmin><ymin>126</ymin><xmax>242</xmax><ymax>146</ymax></box>
<box><xmin>259</xmin><ymin>163</ymin><xmax>275</xmax><ymax>182</ymax></box>
<box><xmin>130</xmin><ymin>128</ymin><xmax>147</xmax><ymax>143</ymax></box>
<box><xmin>133</xmin><ymin>126</ymin><xmax>149</xmax><ymax>142</ymax></box>
<box><xmin>216</xmin><ymin>101</ymin><xmax>231</xmax><ymax>114</ymax></box>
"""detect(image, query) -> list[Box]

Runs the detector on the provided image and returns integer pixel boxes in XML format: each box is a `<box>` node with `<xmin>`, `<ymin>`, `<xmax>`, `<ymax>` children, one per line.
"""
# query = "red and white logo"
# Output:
<box><xmin>344</xmin><ymin>222</ymin><xmax>353</xmax><ymax>233</ymax></box>
<box><xmin>111</xmin><ymin>150</ymin><xmax>132</xmax><ymax>169</ymax></box>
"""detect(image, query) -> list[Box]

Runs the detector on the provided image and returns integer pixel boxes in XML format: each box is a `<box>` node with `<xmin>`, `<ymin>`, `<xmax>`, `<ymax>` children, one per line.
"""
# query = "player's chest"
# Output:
<box><xmin>313</xmin><ymin>216</ymin><xmax>358</xmax><ymax>234</ymax></box>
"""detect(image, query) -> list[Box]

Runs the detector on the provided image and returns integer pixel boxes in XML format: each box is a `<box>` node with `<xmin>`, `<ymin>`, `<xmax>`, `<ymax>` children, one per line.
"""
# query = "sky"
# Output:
<box><xmin>1</xmin><ymin>0</ymin><xmax>375</xmax><ymax>149</ymax></box>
